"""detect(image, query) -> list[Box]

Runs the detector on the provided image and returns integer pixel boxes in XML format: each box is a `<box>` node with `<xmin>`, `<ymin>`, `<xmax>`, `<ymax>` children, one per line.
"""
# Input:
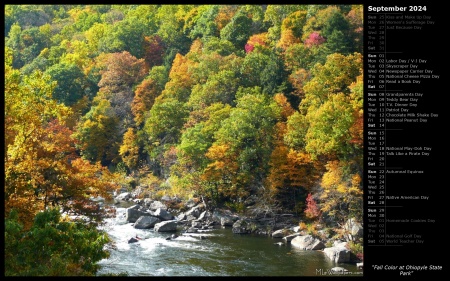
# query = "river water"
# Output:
<box><xmin>96</xmin><ymin>205</ymin><xmax>361</xmax><ymax>277</ymax></box>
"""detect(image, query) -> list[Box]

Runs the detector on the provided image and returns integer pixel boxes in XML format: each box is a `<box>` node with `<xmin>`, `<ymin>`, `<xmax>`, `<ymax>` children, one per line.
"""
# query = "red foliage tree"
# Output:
<box><xmin>304</xmin><ymin>193</ymin><xmax>321</xmax><ymax>220</ymax></box>
<box><xmin>142</xmin><ymin>35</ymin><xmax>165</xmax><ymax>69</ymax></box>
<box><xmin>304</xmin><ymin>32</ymin><xmax>326</xmax><ymax>47</ymax></box>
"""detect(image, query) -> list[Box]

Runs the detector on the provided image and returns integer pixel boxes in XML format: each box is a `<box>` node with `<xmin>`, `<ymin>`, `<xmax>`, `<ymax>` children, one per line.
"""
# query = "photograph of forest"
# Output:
<box><xmin>5</xmin><ymin>5</ymin><xmax>364</xmax><ymax>276</ymax></box>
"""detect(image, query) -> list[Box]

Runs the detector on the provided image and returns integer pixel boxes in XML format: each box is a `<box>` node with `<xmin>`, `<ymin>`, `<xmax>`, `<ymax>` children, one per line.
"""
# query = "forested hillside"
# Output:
<box><xmin>5</xmin><ymin>5</ymin><xmax>364</xmax><ymax>275</ymax></box>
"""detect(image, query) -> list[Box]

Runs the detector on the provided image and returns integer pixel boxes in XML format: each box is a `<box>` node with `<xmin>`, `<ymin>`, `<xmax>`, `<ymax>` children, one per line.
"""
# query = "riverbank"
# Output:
<box><xmin>98</xmin><ymin>190</ymin><xmax>363</xmax><ymax>269</ymax></box>
<box><xmin>97</xmin><ymin>203</ymin><xmax>362</xmax><ymax>276</ymax></box>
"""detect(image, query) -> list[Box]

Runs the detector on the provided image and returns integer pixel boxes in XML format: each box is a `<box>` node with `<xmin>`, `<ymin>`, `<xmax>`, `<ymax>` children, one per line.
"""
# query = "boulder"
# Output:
<box><xmin>149</xmin><ymin>200</ymin><xmax>167</xmax><ymax>210</ymax></box>
<box><xmin>282</xmin><ymin>233</ymin><xmax>301</xmax><ymax>242</ymax></box>
<box><xmin>176</xmin><ymin>213</ymin><xmax>186</xmax><ymax>221</ymax></box>
<box><xmin>196</xmin><ymin>211</ymin><xmax>208</xmax><ymax>221</ymax></box>
<box><xmin>126</xmin><ymin>205</ymin><xmax>154</xmax><ymax>223</ymax></box>
<box><xmin>191</xmin><ymin>221</ymin><xmax>202</xmax><ymax>228</ymax></box>
<box><xmin>166</xmin><ymin>234</ymin><xmax>178</xmax><ymax>240</ymax></box>
<box><xmin>128</xmin><ymin>237</ymin><xmax>139</xmax><ymax>244</ymax></box>
<box><xmin>323</xmin><ymin>246</ymin><xmax>351</xmax><ymax>263</ymax></box>
<box><xmin>291</xmin><ymin>235</ymin><xmax>325</xmax><ymax>250</ymax></box>
<box><xmin>134</xmin><ymin>216</ymin><xmax>161</xmax><ymax>229</ymax></box>
<box><xmin>154</xmin><ymin>208</ymin><xmax>174</xmax><ymax>221</ymax></box>
<box><xmin>232</xmin><ymin>219</ymin><xmax>252</xmax><ymax>234</ymax></box>
<box><xmin>220</xmin><ymin>217</ymin><xmax>234</xmax><ymax>226</ymax></box>
<box><xmin>212</xmin><ymin>209</ymin><xmax>239</xmax><ymax>225</ymax></box>
<box><xmin>154</xmin><ymin>220</ymin><xmax>178</xmax><ymax>232</ymax></box>
<box><xmin>344</xmin><ymin>218</ymin><xmax>363</xmax><ymax>240</ymax></box>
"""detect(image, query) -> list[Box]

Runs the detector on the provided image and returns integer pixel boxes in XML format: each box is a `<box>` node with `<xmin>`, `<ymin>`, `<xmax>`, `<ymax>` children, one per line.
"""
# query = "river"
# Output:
<box><xmin>96</xmin><ymin>204</ymin><xmax>361</xmax><ymax>277</ymax></box>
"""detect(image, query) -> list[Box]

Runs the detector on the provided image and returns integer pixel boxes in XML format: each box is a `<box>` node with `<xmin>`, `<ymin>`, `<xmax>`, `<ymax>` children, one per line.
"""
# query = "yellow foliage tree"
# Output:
<box><xmin>5</xmin><ymin>49</ymin><xmax>117</xmax><ymax>229</ymax></box>
<box><xmin>320</xmin><ymin>160</ymin><xmax>363</xmax><ymax>227</ymax></box>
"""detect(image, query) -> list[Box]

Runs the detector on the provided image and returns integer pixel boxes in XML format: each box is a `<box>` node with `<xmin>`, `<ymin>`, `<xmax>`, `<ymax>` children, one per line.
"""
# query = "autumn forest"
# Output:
<box><xmin>4</xmin><ymin>5</ymin><xmax>363</xmax><ymax>275</ymax></box>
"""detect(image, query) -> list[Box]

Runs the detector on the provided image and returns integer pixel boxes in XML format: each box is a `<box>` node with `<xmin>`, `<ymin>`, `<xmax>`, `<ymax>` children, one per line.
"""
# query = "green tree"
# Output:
<box><xmin>98</xmin><ymin>16</ymin><xmax>147</xmax><ymax>58</ymax></box>
<box><xmin>301</xmin><ymin>6</ymin><xmax>355</xmax><ymax>56</ymax></box>
<box><xmin>300</xmin><ymin>52</ymin><xmax>362</xmax><ymax>111</ymax></box>
<box><xmin>177</xmin><ymin>103</ymin><xmax>232</xmax><ymax>171</ymax></box>
<box><xmin>73</xmin><ymin>98</ymin><xmax>120</xmax><ymax>165</ymax></box>
<box><xmin>188</xmin><ymin>70</ymin><xmax>240</xmax><ymax>110</ymax></box>
<box><xmin>240</xmin><ymin>49</ymin><xmax>289</xmax><ymax>95</ymax></box>
<box><xmin>202</xmin><ymin>37</ymin><xmax>239</xmax><ymax>57</ymax></box>
<box><xmin>157</xmin><ymin>5</ymin><xmax>192</xmax><ymax>58</ymax></box>
<box><xmin>6</xmin><ymin>23</ymin><xmax>25</xmax><ymax>68</ymax></box>
<box><xmin>5</xmin><ymin>208</ymin><xmax>111</xmax><ymax>276</ymax></box>
<box><xmin>45</xmin><ymin>62</ymin><xmax>86</xmax><ymax>106</ymax></box>
<box><xmin>220</xmin><ymin>8</ymin><xmax>253</xmax><ymax>50</ymax></box>
<box><xmin>189</xmin><ymin>5</ymin><xmax>219</xmax><ymax>40</ymax></box>
<box><xmin>203</xmin><ymin>87</ymin><xmax>280</xmax><ymax>201</ymax></box>
<box><xmin>142</xmin><ymin>97</ymin><xmax>189</xmax><ymax>176</ymax></box>
<box><xmin>304</xmin><ymin>93</ymin><xmax>355</xmax><ymax>159</ymax></box>
<box><xmin>263</xmin><ymin>5</ymin><xmax>306</xmax><ymax>45</ymax></box>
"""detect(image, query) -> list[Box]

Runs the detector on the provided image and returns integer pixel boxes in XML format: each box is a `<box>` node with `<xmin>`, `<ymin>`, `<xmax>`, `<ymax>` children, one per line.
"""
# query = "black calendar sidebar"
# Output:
<box><xmin>363</xmin><ymin>1</ymin><xmax>446</xmax><ymax>278</ymax></box>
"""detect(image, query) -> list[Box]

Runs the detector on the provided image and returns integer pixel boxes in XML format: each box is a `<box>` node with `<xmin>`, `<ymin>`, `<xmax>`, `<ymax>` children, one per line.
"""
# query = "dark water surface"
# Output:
<box><xmin>97</xmin><ymin>205</ymin><xmax>361</xmax><ymax>277</ymax></box>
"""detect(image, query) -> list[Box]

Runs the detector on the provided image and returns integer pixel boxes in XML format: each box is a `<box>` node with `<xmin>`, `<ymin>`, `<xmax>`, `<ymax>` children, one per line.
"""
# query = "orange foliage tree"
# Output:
<box><xmin>5</xmin><ymin>49</ymin><xmax>117</xmax><ymax>229</ymax></box>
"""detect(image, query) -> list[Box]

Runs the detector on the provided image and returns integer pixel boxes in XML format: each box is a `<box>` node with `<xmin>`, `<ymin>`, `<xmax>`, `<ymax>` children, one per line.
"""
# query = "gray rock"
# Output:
<box><xmin>186</xmin><ymin>214</ymin><xmax>197</xmax><ymax>221</ymax></box>
<box><xmin>185</xmin><ymin>199</ymin><xmax>197</xmax><ymax>209</ymax></box>
<box><xmin>154</xmin><ymin>220</ymin><xmax>178</xmax><ymax>232</ymax></box>
<box><xmin>291</xmin><ymin>235</ymin><xmax>325</xmax><ymax>250</ymax></box>
<box><xmin>134</xmin><ymin>216</ymin><xmax>160</xmax><ymax>229</ymax></box>
<box><xmin>323</xmin><ymin>246</ymin><xmax>351</xmax><ymax>263</ymax></box>
<box><xmin>282</xmin><ymin>233</ymin><xmax>302</xmax><ymax>242</ymax></box>
<box><xmin>220</xmin><ymin>217</ymin><xmax>234</xmax><ymax>226</ymax></box>
<box><xmin>333</xmin><ymin>241</ymin><xmax>348</xmax><ymax>248</ymax></box>
<box><xmin>191</xmin><ymin>221</ymin><xmax>202</xmax><ymax>228</ymax></box>
<box><xmin>149</xmin><ymin>200</ymin><xmax>167</xmax><ymax>211</ymax></box>
<box><xmin>126</xmin><ymin>205</ymin><xmax>154</xmax><ymax>223</ymax></box>
<box><xmin>154</xmin><ymin>208</ymin><xmax>174</xmax><ymax>221</ymax></box>
<box><xmin>176</xmin><ymin>213</ymin><xmax>186</xmax><ymax>221</ymax></box>
<box><xmin>166</xmin><ymin>234</ymin><xmax>178</xmax><ymax>240</ymax></box>
<box><xmin>185</xmin><ymin>207</ymin><xmax>200</xmax><ymax>218</ymax></box>
<box><xmin>344</xmin><ymin>218</ymin><xmax>363</xmax><ymax>240</ymax></box>
<box><xmin>291</xmin><ymin>226</ymin><xmax>301</xmax><ymax>232</ymax></box>
<box><xmin>128</xmin><ymin>237</ymin><xmax>139</xmax><ymax>243</ymax></box>
<box><xmin>143</xmin><ymin>198</ymin><xmax>153</xmax><ymax>207</ymax></box>
<box><xmin>196</xmin><ymin>211</ymin><xmax>208</xmax><ymax>221</ymax></box>
<box><xmin>232</xmin><ymin>219</ymin><xmax>252</xmax><ymax>234</ymax></box>
<box><xmin>212</xmin><ymin>209</ymin><xmax>239</xmax><ymax>225</ymax></box>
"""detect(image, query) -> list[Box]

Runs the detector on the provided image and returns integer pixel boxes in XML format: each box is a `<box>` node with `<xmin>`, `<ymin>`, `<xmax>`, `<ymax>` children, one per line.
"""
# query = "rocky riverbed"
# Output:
<box><xmin>94</xmin><ymin>190</ymin><xmax>363</xmax><ymax>269</ymax></box>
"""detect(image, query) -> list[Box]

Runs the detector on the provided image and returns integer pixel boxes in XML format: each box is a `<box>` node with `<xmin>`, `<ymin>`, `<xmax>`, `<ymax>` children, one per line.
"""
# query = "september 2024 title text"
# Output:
<box><xmin>367</xmin><ymin>6</ymin><xmax>427</xmax><ymax>12</ymax></box>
